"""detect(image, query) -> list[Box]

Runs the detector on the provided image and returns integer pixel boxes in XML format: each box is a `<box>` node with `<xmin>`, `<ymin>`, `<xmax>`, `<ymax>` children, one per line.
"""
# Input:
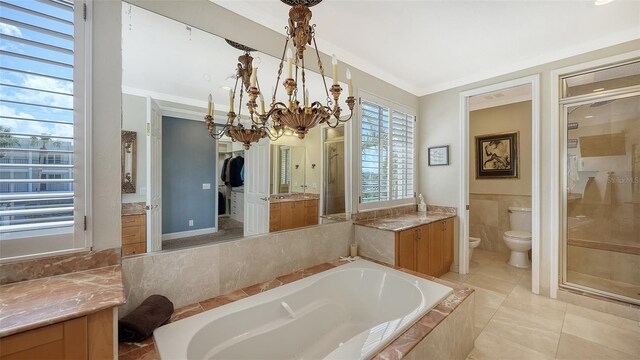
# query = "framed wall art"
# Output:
<box><xmin>475</xmin><ymin>131</ymin><xmax>519</xmax><ymax>178</ymax></box>
<box><xmin>428</xmin><ymin>145</ymin><xmax>449</xmax><ymax>166</ymax></box>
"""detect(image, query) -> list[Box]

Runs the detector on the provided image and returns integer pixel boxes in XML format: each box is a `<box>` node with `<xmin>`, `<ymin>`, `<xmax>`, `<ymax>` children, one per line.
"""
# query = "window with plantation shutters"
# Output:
<box><xmin>359</xmin><ymin>93</ymin><xmax>415</xmax><ymax>209</ymax></box>
<box><xmin>0</xmin><ymin>0</ymin><xmax>89</xmax><ymax>260</ymax></box>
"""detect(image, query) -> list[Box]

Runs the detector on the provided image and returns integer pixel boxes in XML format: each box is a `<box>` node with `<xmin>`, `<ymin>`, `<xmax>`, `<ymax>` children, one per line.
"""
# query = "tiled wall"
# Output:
<box><xmin>120</xmin><ymin>220</ymin><xmax>352</xmax><ymax>316</ymax></box>
<box><xmin>469</xmin><ymin>193</ymin><xmax>531</xmax><ymax>253</ymax></box>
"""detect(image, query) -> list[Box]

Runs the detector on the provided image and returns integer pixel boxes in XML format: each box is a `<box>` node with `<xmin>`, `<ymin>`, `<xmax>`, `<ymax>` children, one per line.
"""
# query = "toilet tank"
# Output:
<box><xmin>508</xmin><ymin>207</ymin><xmax>532</xmax><ymax>232</ymax></box>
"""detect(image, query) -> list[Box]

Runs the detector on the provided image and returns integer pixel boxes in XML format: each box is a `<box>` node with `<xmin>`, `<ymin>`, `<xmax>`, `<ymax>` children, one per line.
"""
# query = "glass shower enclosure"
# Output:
<box><xmin>561</xmin><ymin>60</ymin><xmax>640</xmax><ymax>304</ymax></box>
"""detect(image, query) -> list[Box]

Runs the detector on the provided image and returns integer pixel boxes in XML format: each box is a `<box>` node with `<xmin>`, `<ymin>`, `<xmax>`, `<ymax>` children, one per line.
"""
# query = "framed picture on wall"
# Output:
<box><xmin>475</xmin><ymin>131</ymin><xmax>519</xmax><ymax>178</ymax></box>
<box><xmin>428</xmin><ymin>145</ymin><xmax>449</xmax><ymax>166</ymax></box>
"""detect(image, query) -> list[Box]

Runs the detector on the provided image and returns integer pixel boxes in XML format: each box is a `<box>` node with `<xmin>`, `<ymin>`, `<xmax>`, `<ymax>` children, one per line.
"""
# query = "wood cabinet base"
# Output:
<box><xmin>394</xmin><ymin>218</ymin><xmax>454</xmax><ymax>278</ymax></box>
<box><xmin>0</xmin><ymin>308</ymin><xmax>115</xmax><ymax>360</ymax></box>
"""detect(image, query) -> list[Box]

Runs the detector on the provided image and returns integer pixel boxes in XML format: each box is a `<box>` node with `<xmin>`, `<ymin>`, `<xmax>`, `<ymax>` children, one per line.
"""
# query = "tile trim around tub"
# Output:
<box><xmin>0</xmin><ymin>248</ymin><xmax>121</xmax><ymax>285</ymax></box>
<box><xmin>118</xmin><ymin>257</ymin><xmax>474</xmax><ymax>360</ymax></box>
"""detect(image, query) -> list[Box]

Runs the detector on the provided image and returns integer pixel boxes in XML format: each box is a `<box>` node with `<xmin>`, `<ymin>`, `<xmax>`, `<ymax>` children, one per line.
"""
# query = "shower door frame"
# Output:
<box><xmin>319</xmin><ymin>123</ymin><xmax>352</xmax><ymax>218</ymax></box>
<box><xmin>559</xmin><ymin>83</ymin><xmax>640</xmax><ymax>305</ymax></box>
<box><xmin>549</xmin><ymin>51</ymin><xmax>640</xmax><ymax>300</ymax></box>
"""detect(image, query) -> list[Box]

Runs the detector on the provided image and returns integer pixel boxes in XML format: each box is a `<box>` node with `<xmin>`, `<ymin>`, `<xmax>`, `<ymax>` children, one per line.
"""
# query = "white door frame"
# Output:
<box><xmin>548</xmin><ymin>50</ymin><xmax>640</xmax><ymax>299</ymax></box>
<box><xmin>458</xmin><ymin>75</ymin><xmax>541</xmax><ymax>295</ymax></box>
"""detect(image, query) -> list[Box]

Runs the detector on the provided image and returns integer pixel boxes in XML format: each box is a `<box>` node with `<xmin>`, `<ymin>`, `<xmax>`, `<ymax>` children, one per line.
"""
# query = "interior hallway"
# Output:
<box><xmin>440</xmin><ymin>249</ymin><xmax>640</xmax><ymax>359</ymax></box>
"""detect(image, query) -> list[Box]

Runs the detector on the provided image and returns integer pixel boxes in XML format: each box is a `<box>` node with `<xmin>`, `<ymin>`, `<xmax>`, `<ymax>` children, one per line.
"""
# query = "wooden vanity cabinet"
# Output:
<box><xmin>0</xmin><ymin>308</ymin><xmax>114</xmax><ymax>360</ymax></box>
<box><xmin>121</xmin><ymin>214</ymin><xmax>146</xmax><ymax>256</ymax></box>
<box><xmin>304</xmin><ymin>200</ymin><xmax>319</xmax><ymax>227</ymax></box>
<box><xmin>269</xmin><ymin>199</ymin><xmax>318</xmax><ymax>232</ymax></box>
<box><xmin>394</xmin><ymin>218</ymin><xmax>454</xmax><ymax>277</ymax></box>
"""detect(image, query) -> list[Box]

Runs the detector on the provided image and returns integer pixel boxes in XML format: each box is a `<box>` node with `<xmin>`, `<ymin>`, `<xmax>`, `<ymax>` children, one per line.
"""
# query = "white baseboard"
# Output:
<box><xmin>162</xmin><ymin>227</ymin><xmax>217</xmax><ymax>241</ymax></box>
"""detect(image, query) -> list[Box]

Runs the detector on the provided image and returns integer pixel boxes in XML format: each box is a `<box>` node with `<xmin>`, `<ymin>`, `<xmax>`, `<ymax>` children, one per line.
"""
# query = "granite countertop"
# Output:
<box><xmin>269</xmin><ymin>193</ymin><xmax>320</xmax><ymax>204</ymax></box>
<box><xmin>0</xmin><ymin>265</ymin><xmax>125</xmax><ymax>337</ymax></box>
<box><xmin>122</xmin><ymin>202</ymin><xmax>146</xmax><ymax>215</ymax></box>
<box><xmin>354</xmin><ymin>211</ymin><xmax>456</xmax><ymax>232</ymax></box>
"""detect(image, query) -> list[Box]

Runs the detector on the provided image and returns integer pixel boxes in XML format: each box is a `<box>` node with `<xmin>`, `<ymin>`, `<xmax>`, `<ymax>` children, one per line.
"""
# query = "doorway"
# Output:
<box><xmin>458</xmin><ymin>75</ymin><xmax>541</xmax><ymax>294</ymax></box>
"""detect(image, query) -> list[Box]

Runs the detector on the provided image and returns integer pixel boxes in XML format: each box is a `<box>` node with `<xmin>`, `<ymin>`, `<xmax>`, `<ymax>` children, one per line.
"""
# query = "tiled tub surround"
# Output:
<box><xmin>354</xmin><ymin>210</ymin><xmax>457</xmax><ymax>265</ymax></box>
<box><xmin>119</xmin><ymin>258</ymin><xmax>474</xmax><ymax>360</ymax></box>
<box><xmin>469</xmin><ymin>193</ymin><xmax>532</xmax><ymax>254</ymax></box>
<box><xmin>120</xmin><ymin>220</ymin><xmax>353</xmax><ymax>316</ymax></box>
<box><xmin>0</xmin><ymin>247</ymin><xmax>121</xmax><ymax>285</ymax></box>
<box><xmin>0</xmin><ymin>265</ymin><xmax>125</xmax><ymax>337</ymax></box>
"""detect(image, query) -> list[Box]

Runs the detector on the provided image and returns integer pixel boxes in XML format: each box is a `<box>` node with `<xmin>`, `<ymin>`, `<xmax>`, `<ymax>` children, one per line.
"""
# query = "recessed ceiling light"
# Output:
<box><xmin>592</xmin><ymin>88</ymin><xmax>605</xmax><ymax>92</ymax></box>
<box><xmin>594</xmin><ymin>0</ymin><xmax>615</xmax><ymax>5</ymax></box>
<box><xmin>585</xmin><ymin>115</ymin><xmax>593</xmax><ymax>118</ymax></box>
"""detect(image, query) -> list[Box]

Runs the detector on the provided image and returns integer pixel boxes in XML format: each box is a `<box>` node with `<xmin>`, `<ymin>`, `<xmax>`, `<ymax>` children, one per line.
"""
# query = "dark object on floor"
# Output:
<box><xmin>218</xmin><ymin>190</ymin><xmax>226</xmax><ymax>214</ymax></box>
<box><xmin>118</xmin><ymin>295</ymin><xmax>174</xmax><ymax>342</ymax></box>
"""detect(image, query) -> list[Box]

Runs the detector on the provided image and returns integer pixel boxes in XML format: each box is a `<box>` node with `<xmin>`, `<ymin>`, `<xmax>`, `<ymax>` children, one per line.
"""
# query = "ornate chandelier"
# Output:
<box><xmin>205</xmin><ymin>0</ymin><xmax>354</xmax><ymax>149</ymax></box>
<box><xmin>205</xmin><ymin>40</ymin><xmax>278</xmax><ymax>150</ymax></box>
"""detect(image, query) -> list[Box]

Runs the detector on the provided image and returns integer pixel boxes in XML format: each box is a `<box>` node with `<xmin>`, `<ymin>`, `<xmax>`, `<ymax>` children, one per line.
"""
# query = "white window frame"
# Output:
<box><xmin>0</xmin><ymin>0</ymin><xmax>93</xmax><ymax>262</ymax></box>
<box><xmin>357</xmin><ymin>90</ymin><xmax>417</xmax><ymax>212</ymax></box>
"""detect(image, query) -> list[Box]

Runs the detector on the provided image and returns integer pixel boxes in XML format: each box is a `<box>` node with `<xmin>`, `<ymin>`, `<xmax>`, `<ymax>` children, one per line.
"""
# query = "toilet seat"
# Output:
<box><xmin>504</xmin><ymin>230</ymin><xmax>531</xmax><ymax>241</ymax></box>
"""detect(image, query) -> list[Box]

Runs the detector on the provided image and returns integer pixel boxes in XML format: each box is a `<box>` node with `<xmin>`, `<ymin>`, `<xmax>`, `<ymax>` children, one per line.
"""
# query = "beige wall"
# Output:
<box><xmin>470</xmin><ymin>101</ymin><xmax>532</xmax><ymax>196</ymax></box>
<box><xmin>418</xmin><ymin>39</ymin><xmax>640</xmax><ymax>295</ymax></box>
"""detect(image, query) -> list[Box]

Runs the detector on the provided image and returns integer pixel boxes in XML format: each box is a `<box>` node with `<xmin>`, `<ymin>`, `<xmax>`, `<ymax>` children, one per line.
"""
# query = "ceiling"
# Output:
<box><xmin>121</xmin><ymin>4</ymin><xmax>344</xmax><ymax>115</ymax></box>
<box><xmin>469</xmin><ymin>84</ymin><xmax>531</xmax><ymax>111</ymax></box>
<box><xmin>213</xmin><ymin>0</ymin><xmax>640</xmax><ymax>96</ymax></box>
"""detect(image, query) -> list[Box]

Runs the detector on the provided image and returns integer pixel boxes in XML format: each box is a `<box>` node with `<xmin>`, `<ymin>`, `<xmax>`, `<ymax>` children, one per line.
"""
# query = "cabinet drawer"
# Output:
<box><xmin>122</xmin><ymin>226</ymin><xmax>145</xmax><ymax>245</ymax></box>
<box><xmin>122</xmin><ymin>214</ymin><xmax>145</xmax><ymax>228</ymax></box>
<box><xmin>122</xmin><ymin>242</ymin><xmax>146</xmax><ymax>256</ymax></box>
<box><xmin>304</xmin><ymin>199</ymin><xmax>318</xmax><ymax>207</ymax></box>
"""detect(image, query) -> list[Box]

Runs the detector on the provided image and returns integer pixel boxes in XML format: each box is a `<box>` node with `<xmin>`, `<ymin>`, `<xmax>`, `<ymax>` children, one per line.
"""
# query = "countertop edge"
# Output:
<box><xmin>354</xmin><ymin>212</ymin><xmax>456</xmax><ymax>232</ymax></box>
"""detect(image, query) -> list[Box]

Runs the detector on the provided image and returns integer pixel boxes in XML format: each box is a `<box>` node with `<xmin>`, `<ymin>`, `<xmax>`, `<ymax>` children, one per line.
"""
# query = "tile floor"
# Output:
<box><xmin>440</xmin><ymin>249</ymin><xmax>640</xmax><ymax>360</ymax></box>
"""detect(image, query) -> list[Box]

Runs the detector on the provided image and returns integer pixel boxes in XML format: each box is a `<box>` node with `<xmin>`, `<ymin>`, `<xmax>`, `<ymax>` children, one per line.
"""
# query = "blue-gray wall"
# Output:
<box><xmin>162</xmin><ymin>116</ymin><xmax>217</xmax><ymax>234</ymax></box>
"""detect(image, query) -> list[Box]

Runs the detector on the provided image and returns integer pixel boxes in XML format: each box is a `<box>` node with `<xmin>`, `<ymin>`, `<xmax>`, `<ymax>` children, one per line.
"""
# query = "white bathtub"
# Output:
<box><xmin>154</xmin><ymin>259</ymin><xmax>453</xmax><ymax>360</ymax></box>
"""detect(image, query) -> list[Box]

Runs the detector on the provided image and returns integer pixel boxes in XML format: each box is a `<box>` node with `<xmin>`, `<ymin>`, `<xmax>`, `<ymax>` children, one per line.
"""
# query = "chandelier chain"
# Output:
<box><xmin>273</xmin><ymin>37</ymin><xmax>290</xmax><ymax>106</ymax></box>
<box><xmin>313</xmin><ymin>36</ymin><xmax>332</xmax><ymax>106</ymax></box>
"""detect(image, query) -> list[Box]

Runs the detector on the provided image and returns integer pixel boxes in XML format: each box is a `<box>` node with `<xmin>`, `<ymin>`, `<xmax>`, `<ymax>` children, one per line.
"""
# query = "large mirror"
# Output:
<box><xmin>120</xmin><ymin>4</ymin><xmax>351</xmax><ymax>256</ymax></box>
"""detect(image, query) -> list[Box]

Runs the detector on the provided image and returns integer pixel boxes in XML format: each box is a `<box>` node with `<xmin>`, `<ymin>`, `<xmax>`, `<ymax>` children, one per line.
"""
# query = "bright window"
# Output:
<box><xmin>359</xmin><ymin>93</ymin><xmax>415</xmax><ymax>210</ymax></box>
<box><xmin>0</xmin><ymin>0</ymin><xmax>90</xmax><ymax>260</ymax></box>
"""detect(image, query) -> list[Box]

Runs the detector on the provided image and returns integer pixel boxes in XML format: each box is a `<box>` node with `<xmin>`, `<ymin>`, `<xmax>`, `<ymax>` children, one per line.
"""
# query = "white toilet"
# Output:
<box><xmin>469</xmin><ymin>237</ymin><xmax>481</xmax><ymax>260</ymax></box>
<box><xmin>503</xmin><ymin>207</ymin><xmax>532</xmax><ymax>268</ymax></box>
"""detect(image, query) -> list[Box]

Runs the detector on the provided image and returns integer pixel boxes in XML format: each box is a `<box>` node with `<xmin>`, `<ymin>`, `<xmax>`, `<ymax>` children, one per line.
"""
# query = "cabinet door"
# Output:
<box><xmin>396</xmin><ymin>229</ymin><xmax>416</xmax><ymax>270</ymax></box>
<box><xmin>269</xmin><ymin>203</ymin><xmax>281</xmax><ymax>232</ymax></box>
<box><xmin>291</xmin><ymin>202</ymin><xmax>305</xmax><ymax>228</ymax></box>
<box><xmin>415</xmin><ymin>225</ymin><xmax>430</xmax><ymax>274</ymax></box>
<box><xmin>304</xmin><ymin>200</ymin><xmax>318</xmax><ymax>226</ymax></box>
<box><xmin>443</xmin><ymin>218</ymin><xmax>454</xmax><ymax>271</ymax></box>
<box><xmin>280</xmin><ymin>202</ymin><xmax>294</xmax><ymax>230</ymax></box>
<box><xmin>427</xmin><ymin>222</ymin><xmax>444</xmax><ymax>276</ymax></box>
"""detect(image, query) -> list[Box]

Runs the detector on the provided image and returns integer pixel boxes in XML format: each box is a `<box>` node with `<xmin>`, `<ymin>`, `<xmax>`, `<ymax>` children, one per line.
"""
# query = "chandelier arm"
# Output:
<box><xmin>273</xmin><ymin>38</ymin><xmax>290</xmax><ymax>106</ymax></box>
<box><xmin>312</xmin><ymin>35</ymin><xmax>332</xmax><ymax>106</ymax></box>
<box><xmin>238</xmin><ymin>86</ymin><xmax>244</xmax><ymax>120</ymax></box>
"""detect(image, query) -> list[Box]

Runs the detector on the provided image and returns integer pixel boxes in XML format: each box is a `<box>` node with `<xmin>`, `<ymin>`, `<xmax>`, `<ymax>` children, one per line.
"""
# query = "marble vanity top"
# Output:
<box><xmin>122</xmin><ymin>202</ymin><xmax>146</xmax><ymax>215</ymax></box>
<box><xmin>269</xmin><ymin>193</ymin><xmax>320</xmax><ymax>204</ymax></box>
<box><xmin>354</xmin><ymin>211</ymin><xmax>456</xmax><ymax>232</ymax></box>
<box><xmin>0</xmin><ymin>265</ymin><xmax>125</xmax><ymax>337</ymax></box>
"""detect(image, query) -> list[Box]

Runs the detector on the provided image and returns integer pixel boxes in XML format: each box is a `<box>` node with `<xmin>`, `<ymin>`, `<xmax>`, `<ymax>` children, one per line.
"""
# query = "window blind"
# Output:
<box><xmin>360</xmin><ymin>100</ymin><xmax>389</xmax><ymax>203</ymax></box>
<box><xmin>0</xmin><ymin>0</ymin><xmax>76</xmax><ymax>235</ymax></box>
<box><xmin>390</xmin><ymin>110</ymin><xmax>414</xmax><ymax>200</ymax></box>
<box><xmin>360</xmin><ymin>98</ymin><xmax>415</xmax><ymax>205</ymax></box>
